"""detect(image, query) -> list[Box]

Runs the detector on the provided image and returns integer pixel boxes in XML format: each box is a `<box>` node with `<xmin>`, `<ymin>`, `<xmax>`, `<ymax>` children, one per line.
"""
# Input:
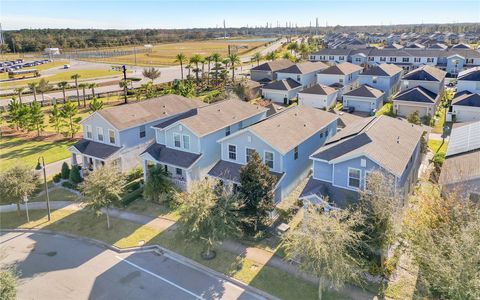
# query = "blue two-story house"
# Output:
<box><xmin>208</xmin><ymin>105</ymin><xmax>338</xmax><ymax>202</ymax></box>
<box><xmin>140</xmin><ymin>99</ymin><xmax>268</xmax><ymax>190</ymax></box>
<box><xmin>300</xmin><ymin>116</ymin><xmax>425</xmax><ymax>209</ymax></box>
<box><xmin>68</xmin><ymin>95</ymin><xmax>205</xmax><ymax>173</ymax></box>
<box><xmin>358</xmin><ymin>63</ymin><xmax>403</xmax><ymax>101</ymax></box>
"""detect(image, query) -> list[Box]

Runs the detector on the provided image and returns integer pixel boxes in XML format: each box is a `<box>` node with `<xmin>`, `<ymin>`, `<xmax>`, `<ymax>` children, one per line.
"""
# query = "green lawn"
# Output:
<box><xmin>432</xmin><ymin>107</ymin><xmax>446</xmax><ymax>134</ymax></box>
<box><xmin>0</xmin><ymin>135</ymin><xmax>74</xmax><ymax>171</ymax></box>
<box><xmin>32</xmin><ymin>188</ymin><xmax>79</xmax><ymax>202</ymax></box>
<box><xmin>0</xmin><ymin>208</ymin><xmax>345</xmax><ymax>300</ymax></box>
<box><xmin>376</xmin><ymin>102</ymin><xmax>393</xmax><ymax>116</ymax></box>
<box><xmin>428</xmin><ymin>139</ymin><xmax>448</xmax><ymax>154</ymax></box>
<box><xmin>123</xmin><ymin>197</ymin><xmax>181</xmax><ymax>221</ymax></box>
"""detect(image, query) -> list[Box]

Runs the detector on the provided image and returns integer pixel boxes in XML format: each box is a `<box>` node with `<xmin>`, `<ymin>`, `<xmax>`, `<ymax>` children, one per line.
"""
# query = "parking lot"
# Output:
<box><xmin>0</xmin><ymin>231</ymin><xmax>265</xmax><ymax>300</ymax></box>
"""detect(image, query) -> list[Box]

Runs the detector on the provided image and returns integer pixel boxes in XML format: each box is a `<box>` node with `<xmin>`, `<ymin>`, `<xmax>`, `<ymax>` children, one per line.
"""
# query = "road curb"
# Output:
<box><xmin>0</xmin><ymin>228</ymin><xmax>278</xmax><ymax>300</ymax></box>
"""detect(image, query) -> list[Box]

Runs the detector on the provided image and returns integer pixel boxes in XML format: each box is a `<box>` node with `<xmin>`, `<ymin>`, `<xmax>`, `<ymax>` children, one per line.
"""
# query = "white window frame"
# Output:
<box><xmin>86</xmin><ymin>125</ymin><xmax>92</xmax><ymax>139</ymax></box>
<box><xmin>225</xmin><ymin>126</ymin><xmax>231</xmax><ymax>136</ymax></box>
<box><xmin>108</xmin><ymin>129</ymin><xmax>116</xmax><ymax>144</ymax></box>
<box><xmin>246</xmin><ymin>147</ymin><xmax>255</xmax><ymax>163</ymax></box>
<box><xmin>182</xmin><ymin>134</ymin><xmax>190</xmax><ymax>150</ymax></box>
<box><xmin>264</xmin><ymin>151</ymin><xmax>274</xmax><ymax>169</ymax></box>
<box><xmin>347</xmin><ymin>167</ymin><xmax>361</xmax><ymax>189</ymax></box>
<box><xmin>173</xmin><ymin>133</ymin><xmax>181</xmax><ymax>148</ymax></box>
<box><xmin>97</xmin><ymin>127</ymin><xmax>104</xmax><ymax>142</ymax></box>
<box><xmin>228</xmin><ymin>144</ymin><xmax>237</xmax><ymax>161</ymax></box>
<box><xmin>139</xmin><ymin>125</ymin><xmax>146</xmax><ymax>138</ymax></box>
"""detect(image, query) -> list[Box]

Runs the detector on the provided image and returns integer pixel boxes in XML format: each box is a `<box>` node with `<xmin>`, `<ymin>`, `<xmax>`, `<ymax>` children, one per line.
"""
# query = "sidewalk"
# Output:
<box><xmin>0</xmin><ymin>200</ymin><xmax>377</xmax><ymax>300</ymax></box>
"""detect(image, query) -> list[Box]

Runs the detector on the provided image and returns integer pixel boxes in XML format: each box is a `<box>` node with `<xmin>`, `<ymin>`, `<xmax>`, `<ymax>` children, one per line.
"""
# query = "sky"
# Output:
<box><xmin>1</xmin><ymin>0</ymin><xmax>479</xmax><ymax>30</ymax></box>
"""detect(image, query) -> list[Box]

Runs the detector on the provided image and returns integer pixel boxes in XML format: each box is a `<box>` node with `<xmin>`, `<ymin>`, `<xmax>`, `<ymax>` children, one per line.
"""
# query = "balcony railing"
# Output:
<box><xmin>170</xmin><ymin>176</ymin><xmax>187</xmax><ymax>191</ymax></box>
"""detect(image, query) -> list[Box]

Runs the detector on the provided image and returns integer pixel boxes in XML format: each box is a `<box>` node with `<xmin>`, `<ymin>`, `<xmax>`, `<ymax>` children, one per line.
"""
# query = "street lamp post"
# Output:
<box><xmin>36</xmin><ymin>156</ymin><xmax>51</xmax><ymax>221</ymax></box>
<box><xmin>23</xmin><ymin>195</ymin><xmax>30</xmax><ymax>223</ymax></box>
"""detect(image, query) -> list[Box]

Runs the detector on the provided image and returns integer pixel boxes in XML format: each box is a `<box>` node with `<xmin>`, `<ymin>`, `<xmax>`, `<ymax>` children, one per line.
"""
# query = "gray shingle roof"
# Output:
<box><xmin>72</xmin><ymin>139</ymin><xmax>121</xmax><ymax>159</ymax></box>
<box><xmin>457</xmin><ymin>67</ymin><xmax>480</xmax><ymax>81</ymax></box>
<box><xmin>445</xmin><ymin>121</ymin><xmax>480</xmax><ymax>157</ymax></box>
<box><xmin>208</xmin><ymin>160</ymin><xmax>284</xmax><ymax>184</ymax></box>
<box><xmin>318</xmin><ymin>62</ymin><xmax>363</xmax><ymax>75</ymax></box>
<box><xmin>311</xmin><ymin>116</ymin><xmax>425</xmax><ymax>177</ymax></box>
<box><xmin>277</xmin><ymin>61</ymin><xmax>328</xmax><ymax>74</ymax></box>
<box><xmin>394</xmin><ymin>86</ymin><xmax>438</xmax><ymax>104</ymax></box>
<box><xmin>251</xmin><ymin>59</ymin><xmax>294</xmax><ymax>72</ymax></box>
<box><xmin>262</xmin><ymin>78</ymin><xmax>302</xmax><ymax>91</ymax></box>
<box><xmin>142</xmin><ymin>143</ymin><xmax>201</xmax><ymax>169</ymax></box>
<box><xmin>311</xmin><ymin>48</ymin><xmax>480</xmax><ymax>59</ymax></box>
<box><xmin>299</xmin><ymin>177</ymin><xmax>358</xmax><ymax>208</ymax></box>
<box><xmin>343</xmin><ymin>85</ymin><xmax>384</xmax><ymax>98</ymax></box>
<box><xmin>360</xmin><ymin>64</ymin><xmax>403</xmax><ymax>77</ymax></box>
<box><xmin>452</xmin><ymin>91</ymin><xmax>480</xmax><ymax>107</ymax></box>
<box><xmin>402</xmin><ymin>65</ymin><xmax>446</xmax><ymax>82</ymax></box>
<box><xmin>298</xmin><ymin>84</ymin><xmax>337</xmax><ymax>95</ymax></box>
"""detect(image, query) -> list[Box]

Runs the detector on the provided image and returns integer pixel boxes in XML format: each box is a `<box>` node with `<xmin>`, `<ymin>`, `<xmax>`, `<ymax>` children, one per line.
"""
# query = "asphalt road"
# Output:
<box><xmin>0</xmin><ymin>231</ymin><xmax>265</xmax><ymax>300</ymax></box>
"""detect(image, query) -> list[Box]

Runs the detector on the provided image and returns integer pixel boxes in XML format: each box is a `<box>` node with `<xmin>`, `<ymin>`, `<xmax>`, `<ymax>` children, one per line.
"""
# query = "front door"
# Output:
<box><xmin>284</xmin><ymin>97</ymin><xmax>288</xmax><ymax>105</ymax></box>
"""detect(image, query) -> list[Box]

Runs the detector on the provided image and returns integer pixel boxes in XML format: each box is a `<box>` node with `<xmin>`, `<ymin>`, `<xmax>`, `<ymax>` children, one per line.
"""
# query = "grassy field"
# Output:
<box><xmin>0</xmin><ymin>208</ymin><xmax>345</xmax><ymax>300</ymax></box>
<box><xmin>1</xmin><ymin>69</ymin><xmax>123</xmax><ymax>89</ymax></box>
<box><xmin>0</xmin><ymin>135</ymin><xmax>74</xmax><ymax>171</ymax></box>
<box><xmin>83</xmin><ymin>39</ymin><xmax>269</xmax><ymax>66</ymax></box>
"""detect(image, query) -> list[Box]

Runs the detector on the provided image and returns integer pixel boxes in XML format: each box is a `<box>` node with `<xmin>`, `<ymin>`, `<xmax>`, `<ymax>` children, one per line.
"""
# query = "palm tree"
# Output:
<box><xmin>142</xmin><ymin>67</ymin><xmax>161</xmax><ymax>83</ymax></box>
<box><xmin>189</xmin><ymin>54</ymin><xmax>204</xmax><ymax>83</ymax></box>
<box><xmin>211</xmin><ymin>53</ymin><xmax>222</xmax><ymax>84</ymax></box>
<box><xmin>14</xmin><ymin>87</ymin><xmax>24</xmax><ymax>103</ymax></box>
<box><xmin>79</xmin><ymin>83</ymin><xmax>88</xmax><ymax>107</ymax></box>
<box><xmin>265</xmin><ymin>51</ymin><xmax>278</xmax><ymax>61</ymax></box>
<box><xmin>28</xmin><ymin>82</ymin><xmax>38</xmax><ymax>102</ymax></box>
<box><xmin>119</xmin><ymin>80</ymin><xmax>130</xmax><ymax>104</ymax></box>
<box><xmin>287</xmin><ymin>41</ymin><xmax>299</xmax><ymax>55</ymax></box>
<box><xmin>205</xmin><ymin>56</ymin><xmax>212</xmax><ymax>86</ymax></box>
<box><xmin>88</xmin><ymin>83</ymin><xmax>98</xmax><ymax>98</ymax></box>
<box><xmin>228</xmin><ymin>53</ymin><xmax>241</xmax><ymax>82</ymax></box>
<box><xmin>70</xmin><ymin>74</ymin><xmax>81</xmax><ymax>106</ymax></box>
<box><xmin>57</xmin><ymin>81</ymin><xmax>69</xmax><ymax>103</ymax></box>
<box><xmin>283</xmin><ymin>52</ymin><xmax>295</xmax><ymax>62</ymax></box>
<box><xmin>251</xmin><ymin>52</ymin><xmax>263</xmax><ymax>66</ymax></box>
<box><xmin>174</xmin><ymin>53</ymin><xmax>187</xmax><ymax>80</ymax></box>
<box><xmin>185</xmin><ymin>64</ymin><xmax>192</xmax><ymax>79</ymax></box>
<box><xmin>37</xmin><ymin>79</ymin><xmax>51</xmax><ymax>104</ymax></box>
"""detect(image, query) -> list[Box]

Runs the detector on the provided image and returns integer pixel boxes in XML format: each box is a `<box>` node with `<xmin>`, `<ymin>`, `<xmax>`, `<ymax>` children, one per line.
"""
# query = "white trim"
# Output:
<box><xmin>227</xmin><ymin>144</ymin><xmax>237</xmax><ymax>161</ymax></box>
<box><xmin>173</xmin><ymin>132</ymin><xmax>181</xmax><ymax>148</ymax></box>
<box><xmin>182</xmin><ymin>134</ymin><xmax>190</xmax><ymax>151</ymax></box>
<box><xmin>139</xmin><ymin>151</ymin><xmax>203</xmax><ymax>171</ymax></box>
<box><xmin>347</xmin><ymin>167</ymin><xmax>362</xmax><ymax>189</ymax></box>
<box><xmin>263</xmin><ymin>150</ymin><xmax>275</xmax><ymax>170</ymax></box>
<box><xmin>85</xmin><ymin>124</ymin><xmax>93</xmax><ymax>139</ymax></box>
<box><xmin>108</xmin><ymin>129</ymin><xmax>116</xmax><ymax>145</ymax></box>
<box><xmin>96</xmin><ymin>126</ymin><xmax>104</xmax><ymax>142</ymax></box>
<box><xmin>245</xmin><ymin>147</ymin><xmax>255</xmax><ymax>163</ymax></box>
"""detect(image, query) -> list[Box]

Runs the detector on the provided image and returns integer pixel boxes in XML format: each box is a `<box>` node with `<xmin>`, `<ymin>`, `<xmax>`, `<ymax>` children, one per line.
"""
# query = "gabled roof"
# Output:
<box><xmin>208</xmin><ymin>160</ymin><xmax>284</xmax><ymax>184</ymax></box>
<box><xmin>343</xmin><ymin>85</ymin><xmax>384</xmax><ymax>98</ymax></box>
<box><xmin>393</xmin><ymin>86</ymin><xmax>438</xmax><ymax>104</ymax></box>
<box><xmin>251</xmin><ymin>59</ymin><xmax>294</xmax><ymax>72</ymax></box>
<box><xmin>262</xmin><ymin>78</ymin><xmax>302</xmax><ymax>91</ymax></box>
<box><xmin>311</xmin><ymin>116</ymin><xmax>425</xmax><ymax>177</ymax></box>
<box><xmin>452</xmin><ymin>91</ymin><xmax>480</xmax><ymax>107</ymax></box>
<box><xmin>445</xmin><ymin>121</ymin><xmax>480</xmax><ymax>157</ymax></box>
<box><xmin>405</xmin><ymin>43</ymin><xmax>425</xmax><ymax>49</ymax></box>
<box><xmin>311</xmin><ymin>48</ymin><xmax>351</xmax><ymax>56</ymax></box>
<box><xmin>235</xmin><ymin>105</ymin><xmax>338</xmax><ymax>155</ymax></box>
<box><xmin>141</xmin><ymin>143</ymin><xmax>201</xmax><ymax>169</ymax></box>
<box><xmin>402</xmin><ymin>65</ymin><xmax>446</xmax><ymax>82</ymax></box>
<box><xmin>277</xmin><ymin>61</ymin><xmax>328</xmax><ymax>74</ymax></box>
<box><xmin>428</xmin><ymin>43</ymin><xmax>448</xmax><ymax>50</ymax></box>
<box><xmin>298</xmin><ymin>83</ymin><xmax>337</xmax><ymax>96</ymax></box>
<box><xmin>360</xmin><ymin>64</ymin><xmax>403</xmax><ymax>77</ymax></box>
<box><xmin>383</xmin><ymin>43</ymin><xmax>404</xmax><ymax>49</ymax></box>
<box><xmin>457</xmin><ymin>67</ymin><xmax>480</xmax><ymax>81</ymax></box>
<box><xmin>156</xmin><ymin>98</ymin><xmax>267</xmax><ymax>137</ymax></box>
<box><xmin>96</xmin><ymin>95</ymin><xmax>206</xmax><ymax>130</ymax></box>
<box><xmin>71</xmin><ymin>139</ymin><xmax>121</xmax><ymax>160</ymax></box>
<box><xmin>318</xmin><ymin>62</ymin><xmax>363</xmax><ymax>75</ymax></box>
<box><xmin>451</xmin><ymin>43</ymin><xmax>471</xmax><ymax>49</ymax></box>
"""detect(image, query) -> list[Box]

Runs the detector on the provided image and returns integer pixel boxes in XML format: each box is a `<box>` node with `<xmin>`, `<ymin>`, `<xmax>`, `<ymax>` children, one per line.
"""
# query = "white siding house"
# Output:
<box><xmin>276</xmin><ymin>61</ymin><xmax>328</xmax><ymax>88</ymax></box>
<box><xmin>342</xmin><ymin>85</ymin><xmax>384</xmax><ymax>113</ymax></box>
<box><xmin>297</xmin><ymin>84</ymin><xmax>339</xmax><ymax>109</ymax></box>
<box><xmin>261</xmin><ymin>78</ymin><xmax>303</xmax><ymax>105</ymax></box>
<box><xmin>456</xmin><ymin>67</ymin><xmax>480</xmax><ymax>94</ymax></box>
<box><xmin>316</xmin><ymin>62</ymin><xmax>363</xmax><ymax>98</ymax></box>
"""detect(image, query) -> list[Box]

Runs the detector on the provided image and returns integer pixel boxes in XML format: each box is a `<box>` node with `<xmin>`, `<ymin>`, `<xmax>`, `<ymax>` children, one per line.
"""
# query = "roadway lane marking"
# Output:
<box><xmin>115</xmin><ymin>255</ymin><xmax>205</xmax><ymax>300</ymax></box>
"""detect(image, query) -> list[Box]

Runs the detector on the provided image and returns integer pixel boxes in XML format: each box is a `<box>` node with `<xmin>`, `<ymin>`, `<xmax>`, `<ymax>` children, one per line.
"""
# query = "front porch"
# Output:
<box><xmin>68</xmin><ymin>139</ymin><xmax>123</xmax><ymax>176</ymax></box>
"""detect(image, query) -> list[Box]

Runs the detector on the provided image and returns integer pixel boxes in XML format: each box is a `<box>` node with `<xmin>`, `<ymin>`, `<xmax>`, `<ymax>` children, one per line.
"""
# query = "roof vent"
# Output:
<box><xmin>304</xmin><ymin>124</ymin><xmax>307</xmax><ymax>127</ymax></box>
<box><xmin>218</xmin><ymin>109</ymin><xmax>221</xmax><ymax>112</ymax></box>
<box><xmin>397</xmin><ymin>136</ymin><xmax>400</xmax><ymax>144</ymax></box>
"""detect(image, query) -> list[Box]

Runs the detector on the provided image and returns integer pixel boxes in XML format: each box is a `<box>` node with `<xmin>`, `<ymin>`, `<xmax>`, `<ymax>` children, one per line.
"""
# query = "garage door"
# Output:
<box><xmin>396</xmin><ymin>104</ymin><xmax>428</xmax><ymax>117</ymax></box>
<box><xmin>456</xmin><ymin>108</ymin><xmax>480</xmax><ymax>122</ymax></box>
<box><xmin>346</xmin><ymin>99</ymin><xmax>372</xmax><ymax>112</ymax></box>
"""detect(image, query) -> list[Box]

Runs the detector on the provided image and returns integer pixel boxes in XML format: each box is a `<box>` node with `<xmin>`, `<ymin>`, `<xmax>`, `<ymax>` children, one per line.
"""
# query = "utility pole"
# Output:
<box><xmin>316</xmin><ymin>17</ymin><xmax>319</xmax><ymax>36</ymax></box>
<box><xmin>122</xmin><ymin>65</ymin><xmax>128</xmax><ymax>104</ymax></box>
<box><xmin>223</xmin><ymin>19</ymin><xmax>226</xmax><ymax>39</ymax></box>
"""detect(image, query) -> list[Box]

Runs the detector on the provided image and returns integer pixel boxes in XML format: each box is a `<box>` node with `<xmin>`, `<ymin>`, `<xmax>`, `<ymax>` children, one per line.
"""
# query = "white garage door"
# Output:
<box><xmin>396</xmin><ymin>104</ymin><xmax>428</xmax><ymax>117</ymax></box>
<box><xmin>346</xmin><ymin>100</ymin><xmax>372</xmax><ymax>112</ymax></box>
<box><xmin>455</xmin><ymin>108</ymin><xmax>480</xmax><ymax>122</ymax></box>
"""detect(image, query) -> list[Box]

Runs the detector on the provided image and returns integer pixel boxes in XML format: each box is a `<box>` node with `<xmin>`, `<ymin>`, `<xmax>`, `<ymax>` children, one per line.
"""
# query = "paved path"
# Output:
<box><xmin>0</xmin><ymin>201</ymin><xmax>377</xmax><ymax>300</ymax></box>
<box><xmin>0</xmin><ymin>231</ymin><xmax>265</xmax><ymax>300</ymax></box>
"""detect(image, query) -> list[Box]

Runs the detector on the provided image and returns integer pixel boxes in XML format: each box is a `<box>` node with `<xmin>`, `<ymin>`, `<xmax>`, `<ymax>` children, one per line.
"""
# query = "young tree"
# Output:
<box><xmin>407</xmin><ymin>111</ymin><xmax>421</xmax><ymax>125</ymax></box>
<box><xmin>14</xmin><ymin>87</ymin><xmax>24</xmax><ymax>104</ymax></box>
<box><xmin>28</xmin><ymin>82</ymin><xmax>38</xmax><ymax>103</ymax></box>
<box><xmin>358</xmin><ymin>171</ymin><xmax>402</xmax><ymax>271</ymax></box>
<box><xmin>283</xmin><ymin>205</ymin><xmax>363</xmax><ymax>300</ymax></box>
<box><xmin>28</xmin><ymin>101</ymin><xmax>46</xmax><ymax>136</ymax></box>
<box><xmin>88</xmin><ymin>82</ymin><xmax>98</xmax><ymax>98</ymax></box>
<box><xmin>69</xmin><ymin>166</ymin><xmax>82</xmax><ymax>184</ymax></box>
<box><xmin>0</xmin><ymin>165</ymin><xmax>38</xmax><ymax>216</ymax></box>
<box><xmin>228</xmin><ymin>53</ymin><xmax>241</xmax><ymax>82</ymax></box>
<box><xmin>0</xmin><ymin>268</ymin><xmax>17</xmax><ymax>300</ymax></box>
<box><xmin>210</xmin><ymin>53</ymin><xmax>222</xmax><ymax>83</ymax></box>
<box><xmin>60</xmin><ymin>101</ymin><xmax>81</xmax><ymax>138</ymax></box>
<box><xmin>57</xmin><ymin>81</ymin><xmax>69</xmax><ymax>103</ymax></box>
<box><xmin>80</xmin><ymin>165</ymin><xmax>125</xmax><ymax>229</ymax></box>
<box><xmin>7</xmin><ymin>98</ymin><xmax>22</xmax><ymax>130</ymax></box>
<box><xmin>79</xmin><ymin>83</ymin><xmax>88</xmax><ymax>107</ymax></box>
<box><xmin>189</xmin><ymin>54</ymin><xmax>204</xmax><ymax>83</ymax></box>
<box><xmin>238</xmin><ymin>151</ymin><xmax>276</xmax><ymax>232</ymax></box>
<box><xmin>142</xmin><ymin>67</ymin><xmax>161</xmax><ymax>83</ymax></box>
<box><xmin>71</xmin><ymin>74</ymin><xmax>81</xmax><ymax>106</ymax></box>
<box><xmin>61</xmin><ymin>162</ymin><xmax>70</xmax><ymax>179</ymax></box>
<box><xmin>176</xmin><ymin>179</ymin><xmax>244</xmax><ymax>258</ymax></box>
<box><xmin>265</xmin><ymin>51</ymin><xmax>278</xmax><ymax>61</ymax></box>
<box><xmin>49</xmin><ymin>103</ymin><xmax>62</xmax><ymax>133</ymax></box>
<box><xmin>251</xmin><ymin>52</ymin><xmax>262</xmax><ymax>66</ymax></box>
<box><xmin>89</xmin><ymin>97</ymin><xmax>104</xmax><ymax>113</ymax></box>
<box><xmin>282</xmin><ymin>52</ymin><xmax>296</xmax><ymax>62</ymax></box>
<box><xmin>174</xmin><ymin>53</ymin><xmax>187</xmax><ymax>80</ymax></box>
<box><xmin>37</xmin><ymin>79</ymin><xmax>51</xmax><ymax>104</ymax></box>
<box><xmin>119</xmin><ymin>79</ymin><xmax>130</xmax><ymax>104</ymax></box>
<box><xmin>143</xmin><ymin>165</ymin><xmax>173</xmax><ymax>203</ymax></box>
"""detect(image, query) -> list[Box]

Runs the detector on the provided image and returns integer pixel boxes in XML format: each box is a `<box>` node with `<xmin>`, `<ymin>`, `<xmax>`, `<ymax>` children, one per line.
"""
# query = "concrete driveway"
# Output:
<box><xmin>0</xmin><ymin>231</ymin><xmax>264</xmax><ymax>300</ymax></box>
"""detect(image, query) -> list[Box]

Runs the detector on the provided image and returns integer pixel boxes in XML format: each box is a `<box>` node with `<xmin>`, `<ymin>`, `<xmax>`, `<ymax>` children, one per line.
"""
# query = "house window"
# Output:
<box><xmin>297</xmin><ymin>75</ymin><xmax>301</xmax><ymax>81</ymax></box>
<box><xmin>339</xmin><ymin>78</ymin><xmax>344</xmax><ymax>83</ymax></box>
<box><xmin>389</xmin><ymin>57</ymin><xmax>397</xmax><ymax>62</ymax></box>
<box><xmin>294</xmin><ymin>146</ymin><xmax>298</xmax><ymax>160</ymax></box>
<box><xmin>372</xmin><ymin>76</ymin><xmax>378</xmax><ymax>84</ymax></box>
<box><xmin>182</xmin><ymin>135</ymin><xmax>190</xmax><ymax>150</ymax></box>
<box><xmin>368</xmin><ymin>57</ymin><xmax>374</xmax><ymax>61</ymax></box>
<box><xmin>329</xmin><ymin>56</ymin><xmax>334</xmax><ymax>60</ymax></box>
<box><xmin>414</xmin><ymin>57</ymin><xmax>421</xmax><ymax>63</ymax></box>
<box><xmin>339</xmin><ymin>56</ymin><xmax>345</xmax><ymax>60</ymax></box>
<box><xmin>225</xmin><ymin>126</ymin><xmax>231</xmax><ymax>136</ymax></box>
<box><xmin>466</xmin><ymin>58</ymin><xmax>474</xmax><ymax>64</ymax></box>
<box><xmin>86</xmin><ymin>125</ymin><xmax>92</xmax><ymax>139</ymax></box>
<box><xmin>427</xmin><ymin>58</ymin><xmax>434</xmax><ymax>63</ymax></box>
<box><xmin>97</xmin><ymin>127</ymin><xmax>104</xmax><ymax>141</ymax></box>
<box><xmin>139</xmin><ymin>125</ymin><xmax>146</xmax><ymax>138</ymax></box>
<box><xmin>246</xmin><ymin>148</ymin><xmax>255</xmax><ymax>162</ymax></box>
<box><xmin>228</xmin><ymin>145</ymin><xmax>236</xmax><ymax>160</ymax></box>
<box><xmin>380</xmin><ymin>57</ymin><xmax>386</xmax><ymax>62</ymax></box>
<box><xmin>108</xmin><ymin>129</ymin><xmax>116</xmax><ymax>144</ymax></box>
<box><xmin>176</xmin><ymin>168</ymin><xmax>182</xmax><ymax>176</ymax></box>
<box><xmin>320</xmin><ymin>131</ymin><xmax>324</xmax><ymax>138</ymax></box>
<box><xmin>264</xmin><ymin>151</ymin><xmax>274</xmax><ymax>169</ymax></box>
<box><xmin>402</xmin><ymin>57</ymin><xmax>409</xmax><ymax>63</ymax></box>
<box><xmin>348</xmin><ymin>168</ymin><xmax>361</xmax><ymax>188</ymax></box>
<box><xmin>365</xmin><ymin>171</ymin><xmax>373</xmax><ymax>191</ymax></box>
<box><xmin>173</xmin><ymin>133</ymin><xmax>181</xmax><ymax>147</ymax></box>
<box><xmin>355</xmin><ymin>58</ymin><xmax>361</xmax><ymax>62</ymax></box>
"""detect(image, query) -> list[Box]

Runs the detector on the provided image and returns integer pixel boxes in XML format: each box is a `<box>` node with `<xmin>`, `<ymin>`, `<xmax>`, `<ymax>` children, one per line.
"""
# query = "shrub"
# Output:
<box><xmin>61</xmin><ymin>181</ymin><xmax>77</xmax><ymax>190</ymax></box>
<box><xmin>124</xmin><ymin>180</ymin><xmax>141</xmax><ymax>193</ymax></box>
<box><xmin>61</xmin><ymin>162</ymin><xmax>70</xmax><ymax>179</ymax></box>
<box><xmin>121</xmin><ymin>187</ymin><xmax>143</xmax><ymax>206</ymax></box>
<box><xmin>126</xmin><ymin>167</ymin><xmax>143</xmax><ymax>182</ymax></box>
<box><xmin>0</xmin><ymin>268</ymin><xmax>17</xmax><ymax>300</ymax></box>
<box><xmin>69</xmin><ymin>166</ymin><xmax>82</xmax><ymax>184</ymax></box>
<box><xmin>53</xmin><ymin>173</ymin><xmax>61</xmax><ymax>183</ymax></box>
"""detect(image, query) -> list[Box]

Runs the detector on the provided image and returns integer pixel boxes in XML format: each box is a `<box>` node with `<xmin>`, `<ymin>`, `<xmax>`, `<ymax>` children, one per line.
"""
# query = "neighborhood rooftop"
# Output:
<box><xmin>299</xmin><ymin>83</ymin><xmax>337</xmax><ymax>95</ymax></box>
<box><xmin>318</xmin><ymin>62</ymin><xmax>363</xmax><ymax>75</ymax></box>
<box><xmin>96</xmin><ymin>95</ymin><xmax>206</xmax><ymax>130</ymax></box>
<box><xmin>277</xmin><ymin>61</ymin><xmax>328</xmax><ymax>74</ymax></box>
<box><xmin>394</xmin><ymin>86</ymin><xmax>438</xmax><ymax>103</ymax></box>
<box><xmin>402</xmin><ymin>65</ymin><xmax>447</xmax><ymax>82</ymax></box>
<box><xmin>343</xmin><ymin>85</ymin><xmax>384</xmax><ymax>98</ymax></box>
<box><xmin>457</xmin><ymin>66</ymin><xmax>480</xmax><ymax>81</ymax></box>
<box><xmin>360</xmin><ymin>64</ymin><xmax>403</xmax><ymax>77</ymax></box>
<box><xmin>262</xmin><ymin>78</ymin><xmax>302</xmax><ymax>91</ymax></box>
<box><xmin>251</xmin><ymin>59</ymin><xmax>294</xmax><ymax>72</ymax></box>
<box><xmin>451</xmin><ymin>91</ymin><xmax>480</xmax><ymax>107</ymax></box>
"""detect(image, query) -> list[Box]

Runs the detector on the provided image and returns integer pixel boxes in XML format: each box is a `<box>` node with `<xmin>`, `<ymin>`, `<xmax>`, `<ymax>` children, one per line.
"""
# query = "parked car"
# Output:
<box><xmin>64</xmin><ymin>64</ymin><xmax>70</xmax><ymax>69</ymax></box>
<box><xmin>341</xmin><ymin>106</ymin><xmax>355</xmax><ymax>113</ymax></box>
